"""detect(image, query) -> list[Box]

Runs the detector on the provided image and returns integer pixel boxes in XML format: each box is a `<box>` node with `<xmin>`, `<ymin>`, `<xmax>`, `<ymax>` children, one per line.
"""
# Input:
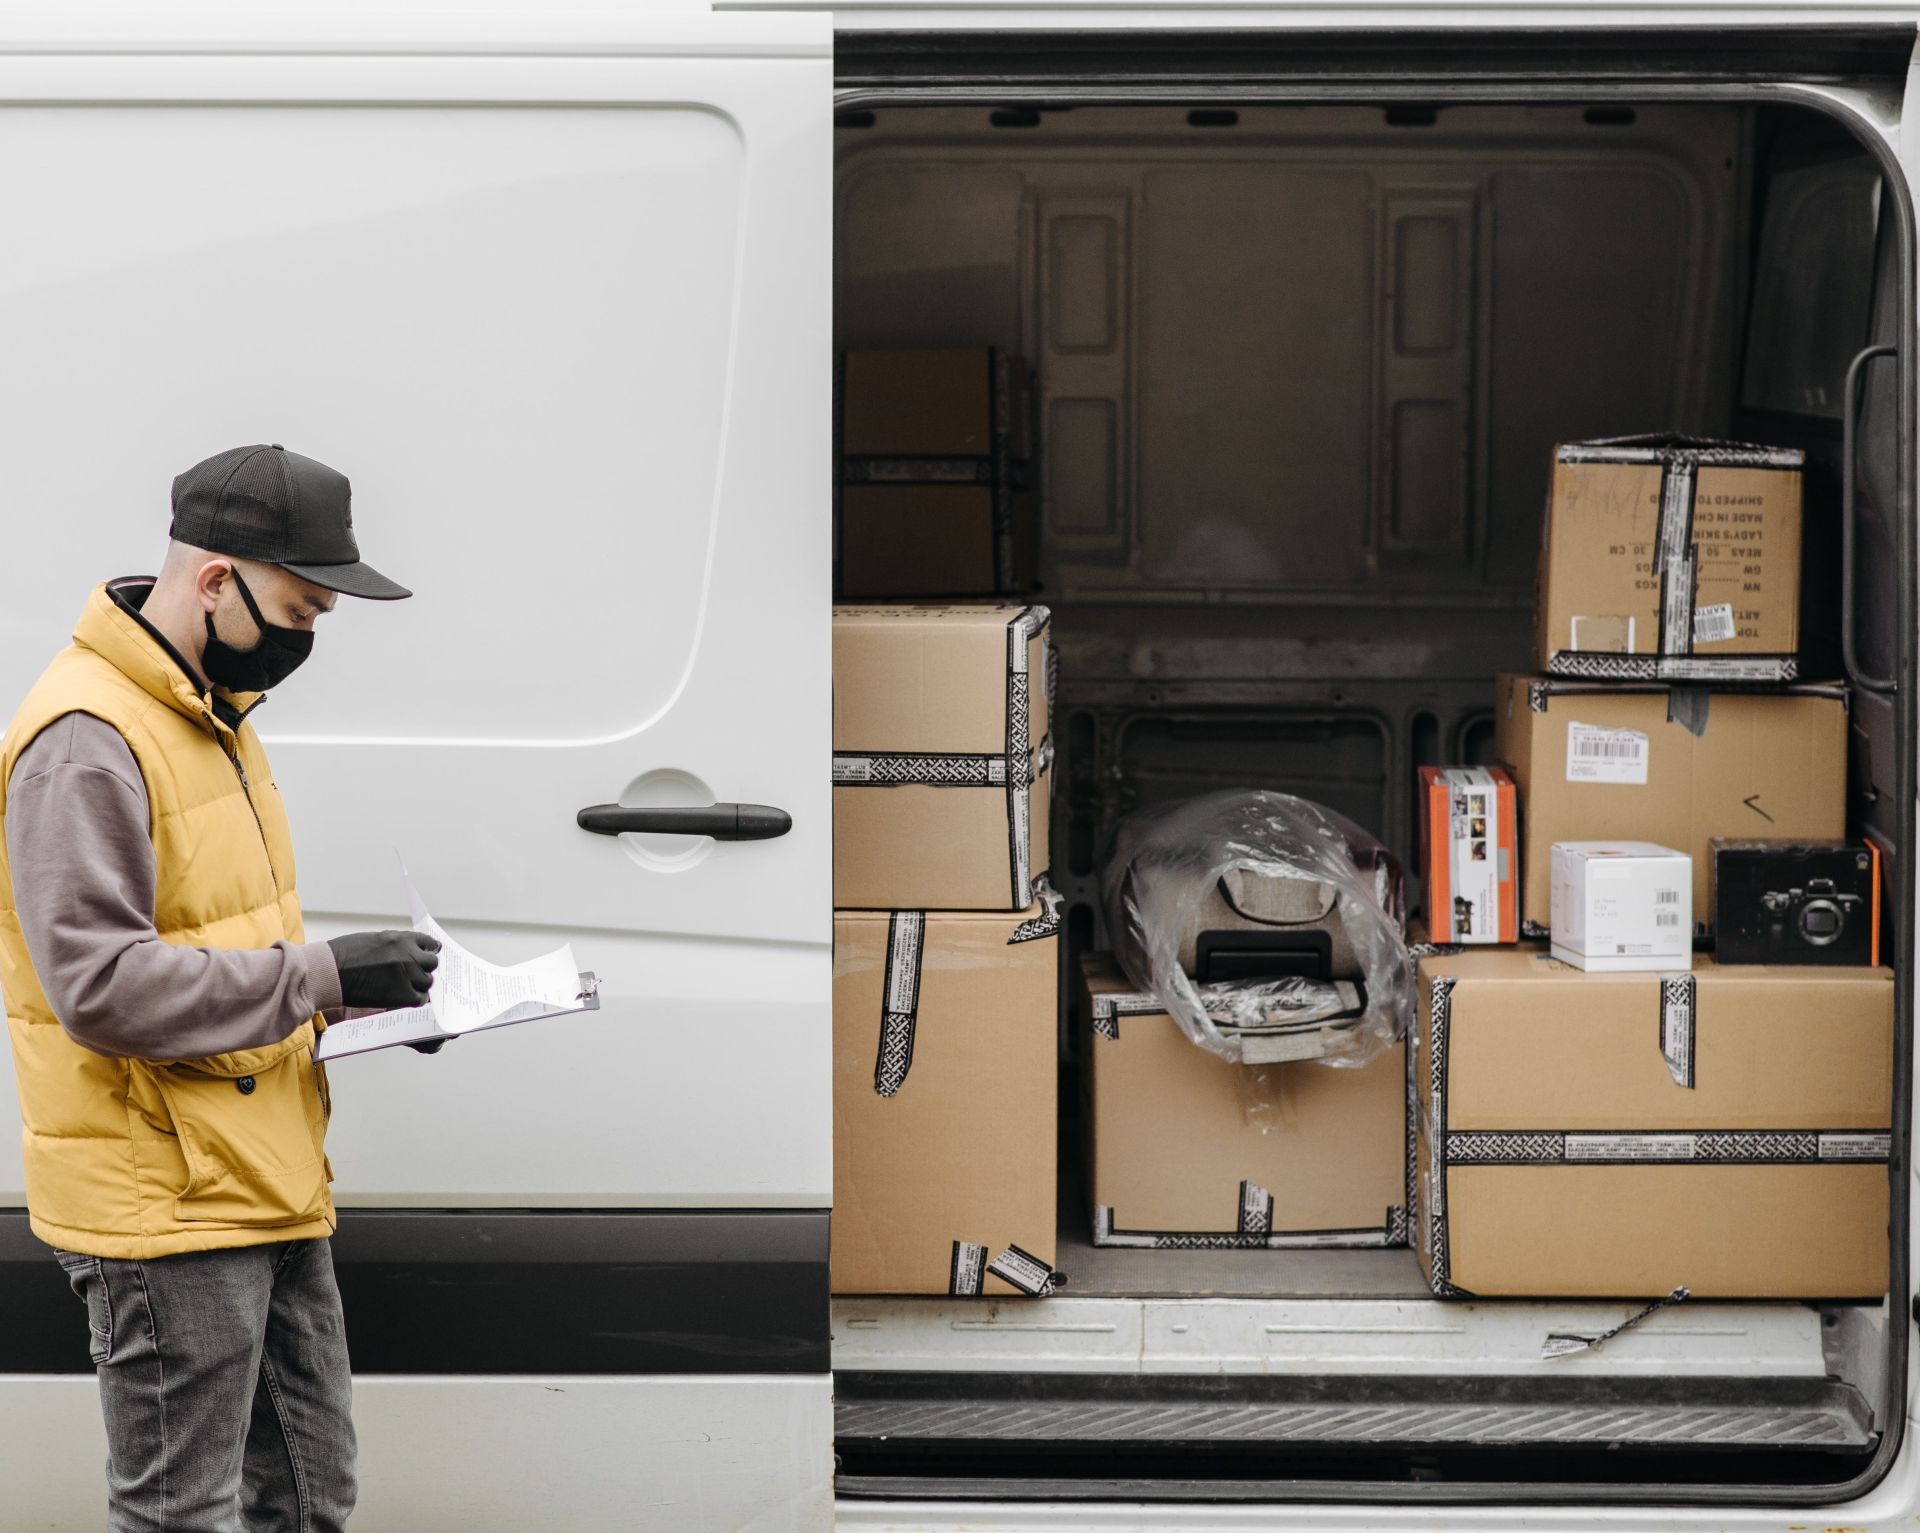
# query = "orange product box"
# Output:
<box><xmin>1418</xmin><ymin>767</ymin><xmax>1518</xmax><ymax>944</ymax></box>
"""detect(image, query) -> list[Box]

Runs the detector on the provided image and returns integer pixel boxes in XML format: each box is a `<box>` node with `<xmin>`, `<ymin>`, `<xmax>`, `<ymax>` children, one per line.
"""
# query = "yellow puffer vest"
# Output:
<box><xmin>0</xmin><ymin>583</ymin><xmax>333</xmax><ymax>1259</ymax></box>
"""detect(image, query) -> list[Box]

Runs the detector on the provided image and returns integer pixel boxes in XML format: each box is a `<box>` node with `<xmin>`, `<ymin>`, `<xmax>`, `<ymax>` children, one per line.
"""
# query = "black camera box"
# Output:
<box><xmin>1711</xmin><ymin>839</ymin><xmax>1879</xmax><ymax>966</ymax></box>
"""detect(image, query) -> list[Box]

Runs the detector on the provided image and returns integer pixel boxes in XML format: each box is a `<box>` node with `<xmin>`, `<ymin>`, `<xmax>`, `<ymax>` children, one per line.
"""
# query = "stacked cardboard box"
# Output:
<box><xmin>835</xmin><ymin>348</ymin><xmax>1040</xmax><ymax>600</ymax></box>
<box><xmin>1080</xmin><ymin>956</ymin><xmax>1411</xmax><ymax>1249</ymax></box>
<box><xmin>831</xmin><ymin>602</ymin><xmax>1060</xmax><ymax>1296</ymax></box>
<box><xmin>1412</xmin><ymin>946</ymin><xmax>1891</xmax><ymax>1299</ymax></box>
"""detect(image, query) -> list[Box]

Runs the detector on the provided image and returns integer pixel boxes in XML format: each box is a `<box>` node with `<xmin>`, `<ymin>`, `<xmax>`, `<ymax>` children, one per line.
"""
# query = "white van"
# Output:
<box><xmin>0</xmin><ymin>3</ymin><xmax>1915</xmax><ymax>1529</ymax></box>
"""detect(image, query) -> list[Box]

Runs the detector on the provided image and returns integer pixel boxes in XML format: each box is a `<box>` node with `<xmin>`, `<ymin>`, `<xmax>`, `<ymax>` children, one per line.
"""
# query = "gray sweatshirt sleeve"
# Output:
<box><xmin>4</xmin><ymin>711</ymin><xmax>343</xmax><ymax>1062</ymax></box>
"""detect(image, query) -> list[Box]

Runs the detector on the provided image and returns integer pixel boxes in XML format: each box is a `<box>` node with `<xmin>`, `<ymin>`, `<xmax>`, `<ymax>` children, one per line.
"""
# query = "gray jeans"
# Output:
<box><xmin>54</xmin><ymin>1237</ymin><xmax>357</xmax><ymax>1533</ymax></box>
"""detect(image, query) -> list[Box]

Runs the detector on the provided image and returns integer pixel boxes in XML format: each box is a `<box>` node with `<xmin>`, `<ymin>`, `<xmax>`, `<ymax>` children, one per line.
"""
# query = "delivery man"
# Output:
<box><xmin>0</xmin><ymin>445</ymin><xmax>442</xmax><ymax>1531</ymax></box>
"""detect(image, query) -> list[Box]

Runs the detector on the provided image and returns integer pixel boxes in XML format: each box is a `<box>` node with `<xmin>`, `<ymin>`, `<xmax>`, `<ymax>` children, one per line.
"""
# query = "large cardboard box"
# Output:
<box><xmin>833</xmin><ymin>902</ymin><xmax>1061</xmax><ymax>1296</ymax></box>
<box><xmin>1081</xmin><ymin>956</ymin><xmax>1411</xmax><ymax>1248</ymax></box>
<box><xmin>1536</xmin><ymin>436</ymin><xmax>1804</xmax><ymax>682</ymax></box>
<box><xmin>834</xmin><ymin>603</ymin><xmax>1053</xmax><ymax>910</ymax></box>
<box><xmin>1494</xmin><ymin>673</ymin><xmax>1847</xmax><ymax>936</ymax></box>
<box><xmin>836</xmin><ymin>347</ymin><xmax>1038</xmax><ymax>598</ymax></box>
<box><xmin>1414</xmin><ymin>946</ymin><xmax>1892</xmax><ymax>1299</ymax></box>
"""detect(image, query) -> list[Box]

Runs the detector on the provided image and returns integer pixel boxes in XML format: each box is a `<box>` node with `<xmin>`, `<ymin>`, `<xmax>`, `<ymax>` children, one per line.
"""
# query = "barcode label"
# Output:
<box><xmin>1656</xmin><ymin>889</ymin><xmax>1679</xmax><ymax>905</ymax></box>
<box><xmin>1566</xmin><ymin>723</ymin><xmax>1650</xmax><ymax>785</ymax></box>
<box><xmin>1656</xmin><ymin>913</ymin><xmax>1679</xmax><ymax>927</ymax></box>
<box><xmin>1693</xmin><ymin>602</ymin><xmax>1736</xmax><ymax>644</ymax></box>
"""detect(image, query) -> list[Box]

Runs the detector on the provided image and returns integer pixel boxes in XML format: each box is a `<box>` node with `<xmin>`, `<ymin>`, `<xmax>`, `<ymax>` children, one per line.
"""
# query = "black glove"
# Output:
<box><xmin>327</xmin><ymin>930</ymin><xmax>442</xmax><ymax>1010</ymax></box>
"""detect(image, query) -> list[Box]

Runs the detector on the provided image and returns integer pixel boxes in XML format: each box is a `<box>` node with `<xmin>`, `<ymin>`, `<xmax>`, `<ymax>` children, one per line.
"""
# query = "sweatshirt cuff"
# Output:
<box><xmin>302</xmin><ymin>940</ymin><xmax>344</xmax><ymax>1016</ymax></box>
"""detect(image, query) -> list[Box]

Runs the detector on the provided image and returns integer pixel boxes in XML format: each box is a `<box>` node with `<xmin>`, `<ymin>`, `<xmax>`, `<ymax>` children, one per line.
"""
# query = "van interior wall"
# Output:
<box><xmin>834</xmin><ymin>98</ymin><xmax>1893</xmax><ymax>932</ymax></box>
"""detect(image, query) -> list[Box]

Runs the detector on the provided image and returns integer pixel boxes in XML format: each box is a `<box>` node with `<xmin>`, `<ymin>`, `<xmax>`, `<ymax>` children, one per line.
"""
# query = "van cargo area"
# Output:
<box><xmin>827</xmin><ymin>98</ymin><xmax>1911</xmax><ymax>1501</ymax></box>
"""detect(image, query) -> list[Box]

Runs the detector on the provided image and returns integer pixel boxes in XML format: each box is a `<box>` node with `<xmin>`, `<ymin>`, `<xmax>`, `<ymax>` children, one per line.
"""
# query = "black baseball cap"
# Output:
<box><xmin>169</xmin><ymin>444</ymin><xmax>411</xmax><ymax>600</ymax></box>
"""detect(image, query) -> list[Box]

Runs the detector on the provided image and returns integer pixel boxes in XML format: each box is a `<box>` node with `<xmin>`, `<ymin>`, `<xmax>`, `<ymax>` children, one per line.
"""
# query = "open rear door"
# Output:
<box><xmin>0</xmin><ymin>9</ymin><xmax>833</xmax><ymax>1529</ymax></box>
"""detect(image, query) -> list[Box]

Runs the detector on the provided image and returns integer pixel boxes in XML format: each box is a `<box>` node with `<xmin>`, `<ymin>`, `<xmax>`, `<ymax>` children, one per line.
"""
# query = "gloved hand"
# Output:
<box><xmin>327</xmin><ymin>930</ymin><xmax>442</xmax><ymax>1010</ymax></box>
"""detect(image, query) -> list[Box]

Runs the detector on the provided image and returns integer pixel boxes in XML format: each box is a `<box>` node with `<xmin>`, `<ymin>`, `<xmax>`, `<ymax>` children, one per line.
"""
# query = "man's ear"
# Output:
<box><xmin>194</xmin><ymin>559</ymin><xmax>235</xmax><ymax>614</ymax></box>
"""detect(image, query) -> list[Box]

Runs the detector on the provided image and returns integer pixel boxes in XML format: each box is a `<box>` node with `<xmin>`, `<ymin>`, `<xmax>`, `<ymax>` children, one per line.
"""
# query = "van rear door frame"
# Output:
<box><xmin>829</xmin><ymin>26</ymin><xmax>1919</xmax><ymax>1512</ymax></box>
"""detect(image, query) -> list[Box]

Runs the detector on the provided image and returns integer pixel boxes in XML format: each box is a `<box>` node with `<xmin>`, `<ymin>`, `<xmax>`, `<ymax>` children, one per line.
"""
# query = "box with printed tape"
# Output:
<box><xmin>835</xmin><ymin>347</ymin><xmax>1039</xmax><ymax>599</ymax></box>
<box><xmin>832</xmin><ymin>899</ymin><xmax>1061</xmax><ymax>1297</ymax></box>
<box><xmin>1493</xmin><ymin>673</ymin><xmax>1846</xmax><ymax>937</ymax></box>
<box><xmin>1535</xmin><ymin>434</ymin><xmax>1803</xmax><ymax>682</ymax></box>
<box><xmin>833</xmin><ymin>603</ymin><xmax>1053</xmax><ymax>910</ymax></box>
<box><xmin>1079</xmin><ymin>955</ymin><xmax>1411</xmax><ymax>1250</ymax></box>
<box><xmin>1413</xmin><ymin>945</ymin><xmax>1891</xmax><ymax>1299</ymax></box>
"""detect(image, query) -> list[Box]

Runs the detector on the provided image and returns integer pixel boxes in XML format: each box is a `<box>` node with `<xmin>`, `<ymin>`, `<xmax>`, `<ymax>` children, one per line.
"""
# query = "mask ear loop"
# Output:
<box><xmin>225</xmin><ymin>565</ymin><xmax>274</xmax><ymax>639</ymax></box>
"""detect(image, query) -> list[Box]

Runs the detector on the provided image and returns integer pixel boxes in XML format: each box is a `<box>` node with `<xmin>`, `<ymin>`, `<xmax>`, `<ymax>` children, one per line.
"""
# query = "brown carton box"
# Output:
<box><xmin>1414</xmin><ymin>946</ymin><xmax>1891</xmax><ymax>1299</ymax></box>
<box><xmin>1494</xmin><ymin>673</ymin><xmax>1847</xmax><ymax>936</ymax></box>
<box><xmin>1081</xmin><ymin>956</ymin><xmax>1411</xmax><ymax>1248</ymax></box>
<box><xmin>837</xmin><ymin>347</ymin><xmax>1037</xmax><ymax>598</ymax></box>
<box><xmin>833</xmin><ymin>901</ymin><xmax>1061</xmax><ymax>1296</ymax></box>
<box><xmin>1536</xmin><ymin>436</ymin><xmax>1804</xmax><ymax>682</ymax></box>
<box><xmin>834</xmin><ymin>603</ymin><xmax>1052</xmax><ymax>910</ymax></box>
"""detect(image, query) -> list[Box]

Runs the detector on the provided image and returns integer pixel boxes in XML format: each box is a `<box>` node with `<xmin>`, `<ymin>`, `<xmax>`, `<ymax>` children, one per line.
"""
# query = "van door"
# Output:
<box><xmin>0</xmin><ymin>11</ymin><xmax>834</xmax><ymax>1531</ymax></box>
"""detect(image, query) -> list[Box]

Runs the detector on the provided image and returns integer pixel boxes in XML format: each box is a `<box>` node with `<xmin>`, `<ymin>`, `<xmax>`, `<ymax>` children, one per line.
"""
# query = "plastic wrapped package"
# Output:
<box><xmin>1100</xmin><ymin>791</ymin><xmax>1410</xmax><ymax>1067</ymax></box>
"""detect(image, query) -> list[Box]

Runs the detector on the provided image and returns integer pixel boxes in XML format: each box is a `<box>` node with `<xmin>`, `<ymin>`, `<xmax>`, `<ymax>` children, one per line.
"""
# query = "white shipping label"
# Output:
<box><xmin>1692</xmin><ymin>603</ymin><xmax>1736</xmax><ymax>644</ymax></box>
<box><xmin>1818</xmin><ymin>1132</ymin><xmax>1892</xmax><ymax>1161</ymax></box>
<box><xmin>1566</xmin><ymin>723</ymin><xmax>1649</xmax><ymax>785</ymax></box>
<box><xmin>1564</xmin><ymin>1133</ymin><xmax>1696</xmax><ymax>1162</ymax></box>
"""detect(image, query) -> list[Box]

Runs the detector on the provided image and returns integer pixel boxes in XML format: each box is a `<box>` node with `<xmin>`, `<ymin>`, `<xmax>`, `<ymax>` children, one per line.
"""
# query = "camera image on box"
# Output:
<box><xmin>1712</xmin><ymin>839</ymin><xmax>1880</xmax><ymax>967</ymax></box>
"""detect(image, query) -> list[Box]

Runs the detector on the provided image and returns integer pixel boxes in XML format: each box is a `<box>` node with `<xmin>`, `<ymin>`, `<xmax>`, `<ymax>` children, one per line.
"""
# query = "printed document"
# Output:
<box><xmin>313</xmin><ymin>866</ymin><xmax>593</xmax><ymax>1061</ymax></box>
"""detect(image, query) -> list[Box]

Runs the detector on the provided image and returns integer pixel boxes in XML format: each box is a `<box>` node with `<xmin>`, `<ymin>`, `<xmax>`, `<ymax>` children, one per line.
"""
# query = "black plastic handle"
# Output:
<box><xmin>1842</xmin><ymin>343</ymin><xmax>1898</xmax><ymax>695</ymax></box>
<box><xmin>576</xmin><ymin>803</ymin><xmax>792</xmax><ymax>841</ymax></box>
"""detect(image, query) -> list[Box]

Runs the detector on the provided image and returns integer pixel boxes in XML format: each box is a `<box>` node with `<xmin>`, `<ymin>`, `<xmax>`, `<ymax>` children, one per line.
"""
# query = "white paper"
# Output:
<box><xmin>1565</xmin><ymin>722</ymin><xmax>1649</xmax><ymax>785</ymax></box>
<box><xmin>314</xmin><ymin>862</ymin><xmax>584</xmax><ymax>1060</ymax></box>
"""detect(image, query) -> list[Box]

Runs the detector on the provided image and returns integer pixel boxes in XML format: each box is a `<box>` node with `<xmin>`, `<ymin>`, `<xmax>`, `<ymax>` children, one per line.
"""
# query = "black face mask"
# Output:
<box><xmin>201</xmin><ymin>568</ymin><xmax>315</xmax><ymax>693</ymax></box>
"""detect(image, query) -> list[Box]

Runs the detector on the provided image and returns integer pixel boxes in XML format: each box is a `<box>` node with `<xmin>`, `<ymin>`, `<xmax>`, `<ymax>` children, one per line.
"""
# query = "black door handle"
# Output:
<box><xmin>576</xmin><ymin>803</ymin><xmax>792</xmax><ymax>841</ymax></box>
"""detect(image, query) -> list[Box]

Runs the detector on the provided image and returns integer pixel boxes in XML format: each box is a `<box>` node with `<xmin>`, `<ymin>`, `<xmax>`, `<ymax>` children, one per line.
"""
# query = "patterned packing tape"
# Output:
<box><xmin>1091</xmin><ymin>1201</ymin><xmax>1408</xmax><ymax>1251</ymax></box>
<box><xmin>949</xmin><ymin>1239</ymin><xmax>1062</xmax><ymax>1297</ymax></box>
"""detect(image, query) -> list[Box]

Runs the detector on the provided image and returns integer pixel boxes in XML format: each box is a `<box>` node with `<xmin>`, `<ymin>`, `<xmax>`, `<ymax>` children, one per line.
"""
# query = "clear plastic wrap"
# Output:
<box><xmin>1100</xmin><ymin>790</ymin><xmax>1409</xmax><ymax>1067</ymax></box>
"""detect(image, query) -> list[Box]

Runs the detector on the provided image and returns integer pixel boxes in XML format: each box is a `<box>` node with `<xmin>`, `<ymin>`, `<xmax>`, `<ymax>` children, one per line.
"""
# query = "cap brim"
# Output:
<box><xmin>278</xmin><ymin>559</ymin><xmax>412</xmax><ymax>601</ymax></box>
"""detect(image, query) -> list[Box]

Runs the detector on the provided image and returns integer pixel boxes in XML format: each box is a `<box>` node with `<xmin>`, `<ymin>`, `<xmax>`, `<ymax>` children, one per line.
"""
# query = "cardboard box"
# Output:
<box><xmin>834</xmin><ymin>603</ymin><xmax>1053</xmax><ymax>910</ymax></box>
<box><xmin>1418</xmin><ymin>766</ymin><xmax>1518</xmax><ymax>944</ymax></box>
<box><xmin>833</xmin><ymin>901</ymin><xmax>1061</xmax><ymax>1296</ymax></box>
<box><xmin>1550</xmin><ymin>842</ymin><xmax>1692</xmax><ymax>972</ymax></box>
<box><xmin>836</xmin><ymin>347</ymin><xmax>1038</xmax><ymax>598</ymax></box>
<box><xmin>1537</xmin><ymin>435</ymin><xmax>1804</xmax><ymax>682</ymax></box>
<box><xmin>1494</xmin><ymin>674</ymin><xmax>1847</xmax><ymax>936</ymax></box>
<box><xmin>1080</xmin><ymin>956</ymin><xmax>1411</xmax><ymax>1248</ymax></box>
<box><xmin>1413</xmin><ymin>946</ymin><xmax>1892</xmax><ymax>1299</ymax></box>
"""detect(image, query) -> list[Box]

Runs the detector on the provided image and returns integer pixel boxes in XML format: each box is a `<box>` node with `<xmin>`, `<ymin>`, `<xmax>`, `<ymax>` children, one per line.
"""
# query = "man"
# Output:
<box><xmin>0</xmin><ymin>444</ymin><xmax>443</xmax><ymax>1531</ymax></box>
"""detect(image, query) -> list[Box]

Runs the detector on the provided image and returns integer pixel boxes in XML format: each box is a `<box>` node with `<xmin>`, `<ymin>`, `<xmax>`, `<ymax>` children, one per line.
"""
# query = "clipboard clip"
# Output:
<box><xmin>576</xmin><ymin>971</ymin><xmax>603</xmax><ymax>1011</ymax></box>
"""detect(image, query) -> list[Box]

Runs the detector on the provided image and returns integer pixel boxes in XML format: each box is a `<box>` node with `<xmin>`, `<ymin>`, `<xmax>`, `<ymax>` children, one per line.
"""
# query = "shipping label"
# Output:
<box><xmin>1565</xmin><ymin>723</ymin><xmax>1650</xmax><ymax>785</ymax></box>
<box><xmin>1692</xmin><ymin>603</ymin><xmax>1736</xmax><ymax>644</ymax></box>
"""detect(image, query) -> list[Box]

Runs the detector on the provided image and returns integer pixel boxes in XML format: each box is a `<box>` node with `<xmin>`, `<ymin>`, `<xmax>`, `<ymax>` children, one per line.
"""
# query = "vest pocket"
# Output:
<box><xmin>153</xmin><ymin>1048</ymin><xmax>329</xmax><ymax>1227</ymax></box>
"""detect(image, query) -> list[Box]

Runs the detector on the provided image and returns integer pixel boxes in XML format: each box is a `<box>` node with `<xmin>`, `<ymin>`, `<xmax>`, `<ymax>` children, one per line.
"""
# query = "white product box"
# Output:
<box><xmin>1550</xmin><ymin>841</ymin><xmax>1693</xmax><ymax>972</ymax></box>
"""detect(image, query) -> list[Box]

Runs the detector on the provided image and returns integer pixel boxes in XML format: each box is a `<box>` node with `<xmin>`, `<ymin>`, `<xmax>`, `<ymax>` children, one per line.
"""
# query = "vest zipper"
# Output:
<box><xmin>221</xmin><ymin>739</ymin><xmax>281</xmax><ymax>897</ymax></box>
